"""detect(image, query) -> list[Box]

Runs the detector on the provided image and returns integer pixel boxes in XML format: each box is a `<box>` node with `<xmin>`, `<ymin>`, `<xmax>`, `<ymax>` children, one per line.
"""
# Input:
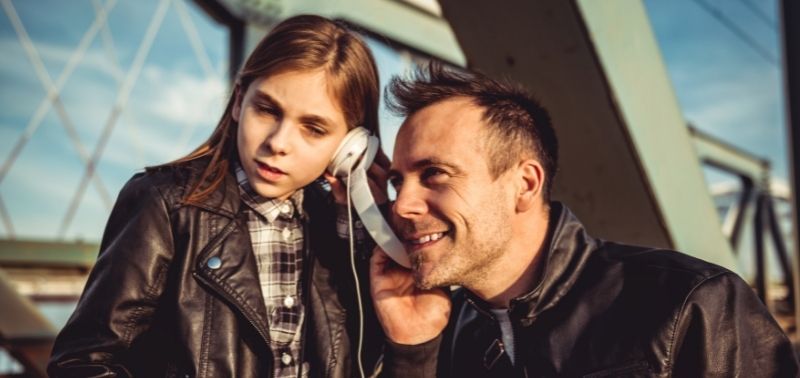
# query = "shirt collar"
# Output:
<box><xmin>235</xmin><ymin>164</ymin><xmax>304</xmax><ymax>223</ymax></box>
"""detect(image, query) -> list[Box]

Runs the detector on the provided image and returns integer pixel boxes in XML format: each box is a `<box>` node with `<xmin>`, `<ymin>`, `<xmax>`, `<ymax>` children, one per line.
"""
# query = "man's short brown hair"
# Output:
<box><xmin>387</xmin><ymin>63</ymin><xmax>559</xmax><ymax>201</ymax></box>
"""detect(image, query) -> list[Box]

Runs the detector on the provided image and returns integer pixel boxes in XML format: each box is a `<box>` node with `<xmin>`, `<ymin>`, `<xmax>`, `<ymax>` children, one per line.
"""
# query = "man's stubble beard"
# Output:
<box><xmin>415</xmin><ymin>190</ymin><xmax>513</xmax><ymax>291</ymax></box>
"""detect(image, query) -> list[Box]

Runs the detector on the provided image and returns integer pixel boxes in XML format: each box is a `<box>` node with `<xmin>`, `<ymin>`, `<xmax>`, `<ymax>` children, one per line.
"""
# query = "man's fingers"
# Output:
<box><xmin>323</xmin><ymin>173</ymin><xmax>347</xmax><ymax>204</ymax></box>
<box><xmin>368</xmin><ymin>161</ymin><xmax>388</xmax><ymax>182</ymax></box>
<box><xmin>367</xmin><ymin>178</ymin><xmax>388</xmax><ymax>204</ymax></box>
<box><xmin>370</xmin><ymin>247</ymin><xmax>403</xmax><ymax>297</ymax></box>
<box><xmin>370</xmin><ymin>246</ymin><xmax>407</xmax><ymax>274</ymax></box>
<box><xmin>370</xmin><ymin>247</ymin><xmax>392</xmax><ymax>275</ymax></box>
<box><xmin>374</xmin><ymin>148</ymin><xmax>391</xmax><ymax>170</ymax></box>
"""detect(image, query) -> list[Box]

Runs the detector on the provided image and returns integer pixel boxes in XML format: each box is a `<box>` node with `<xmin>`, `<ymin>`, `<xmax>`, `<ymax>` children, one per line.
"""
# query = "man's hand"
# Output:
<box><xmin>370</xmin><ymin>247</ymin><xmax>451</xmax><ymax>345</ymax></box>
<box><xmin>325</xmin><ymin>147</ymin><xmax>391</xmax><ymax>205</ymax></box>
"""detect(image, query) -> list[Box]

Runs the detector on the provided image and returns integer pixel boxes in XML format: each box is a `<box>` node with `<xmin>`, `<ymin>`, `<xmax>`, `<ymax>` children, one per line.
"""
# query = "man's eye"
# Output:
<box><xmin>421</xmin><ymin>167</ymin><xmax>447</xmax><ymax>182</ymax></box>
<box><xmin>389</xmin><ymin>176</ymin><xmax>402</xmax><ymax>190</ymax></box>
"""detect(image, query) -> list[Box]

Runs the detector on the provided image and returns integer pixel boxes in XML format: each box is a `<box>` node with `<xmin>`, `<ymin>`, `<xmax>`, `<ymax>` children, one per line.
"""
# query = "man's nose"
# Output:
<box><xmin>266</xmin><ymin>121</ymin><xmax>293</xmax><ymax>155</ymax></box>
<box><xmin>393</xmin><ymin>183</ymin><xmax>428</xmax><ymax>219</ymax></box>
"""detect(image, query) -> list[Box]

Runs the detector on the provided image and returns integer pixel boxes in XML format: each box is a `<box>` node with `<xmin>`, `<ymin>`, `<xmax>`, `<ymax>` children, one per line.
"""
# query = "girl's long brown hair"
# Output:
<box><xmin>153</xmin><ymin>15</ymin><xmax>380</xmax><ymax>205</ymax></box>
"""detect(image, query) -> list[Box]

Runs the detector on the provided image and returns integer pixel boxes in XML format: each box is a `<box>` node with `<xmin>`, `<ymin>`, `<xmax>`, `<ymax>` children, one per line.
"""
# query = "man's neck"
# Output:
<box><xmin>471</xmin><ymin>206</ymin><xmax>550</xmax><ymax>308</ymax></box>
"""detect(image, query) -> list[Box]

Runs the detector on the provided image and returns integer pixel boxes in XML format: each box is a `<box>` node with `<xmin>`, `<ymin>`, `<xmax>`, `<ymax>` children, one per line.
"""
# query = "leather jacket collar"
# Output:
<box><xmin>466</xmin><ymin>202</ymin><xmax>601</xmax><ymax>326</ymax></box>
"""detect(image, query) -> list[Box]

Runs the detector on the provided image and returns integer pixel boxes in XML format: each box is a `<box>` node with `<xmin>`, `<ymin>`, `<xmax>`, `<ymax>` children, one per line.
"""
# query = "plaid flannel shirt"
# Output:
<box><xmin>236</xmin><ymin>167</ymin><xmax>369</xmax><ymax>377</ymax></box>
<box><xmin>236</xmin><ymin>166</ymin><xmax>308</xmax><ymax>377</ymax></box>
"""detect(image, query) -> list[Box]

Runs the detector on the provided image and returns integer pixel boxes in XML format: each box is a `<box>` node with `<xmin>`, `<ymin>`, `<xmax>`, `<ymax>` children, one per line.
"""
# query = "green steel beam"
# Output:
<box><xmin>575</xmin><ymin>0</ymin><xmax>736</xmax><ymax>271</ymax></box>
<box><xmin>0</xmin><ymin>268</ymin><xmax>54</xmax><ymax>377</ymax></box>
<box><xmin>212</xmin><ymin>0</ymin><xmax>466</xmax><ymax>66</ymax></box>
<box><xmin>0</xmin><ymin>239</ymin><xmax>98</xmax><ymax>269</ymax></box>
<box><xmin>689</xmin><ymin>126</ymin><xmax>770</xmax><ymax>184</ymax></box>
<box><xmin>0</xmin><ymin>269</ymin><xmax>55</xmax><ymax>340</ymax></box>
<box><xmin>439</xmin><ymin>0</ymin><xmax>739</xmax><ymax>272</ymax></box>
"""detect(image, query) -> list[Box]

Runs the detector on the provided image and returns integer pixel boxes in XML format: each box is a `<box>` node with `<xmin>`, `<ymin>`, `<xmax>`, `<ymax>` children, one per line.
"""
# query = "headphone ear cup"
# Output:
<box><xmin>331</xmin><ymin>128</ymin><xmax>409</xmax><ymax>267</ymax></box>
<box><xmin>328</xmin><ymin>127</ymin><xmax>370</xmax><ymax>178</ymax></box>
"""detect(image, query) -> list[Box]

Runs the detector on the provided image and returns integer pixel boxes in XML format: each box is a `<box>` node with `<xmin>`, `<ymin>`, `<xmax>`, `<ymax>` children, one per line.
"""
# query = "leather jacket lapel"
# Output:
<box><xmin>190</xmin><ymin>172</ymin><xmax>272</xmax><ymax>346</ymax></box>
<box><xmin>510</xmin><ymin>202</ymin><xmax>601</xmax><ymax>323</ymax></box>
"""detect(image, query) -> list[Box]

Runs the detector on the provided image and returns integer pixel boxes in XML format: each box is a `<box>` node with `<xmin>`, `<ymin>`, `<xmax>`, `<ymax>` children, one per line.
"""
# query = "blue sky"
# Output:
<box><xmin>0</xmin><ymin>0</ymin><xmax>786</xmax><ymax>242</ymax></box>
<box><xmin>644</xmin><ymin>0</ymin><xmax>785</xmax><ymax>183</ymax></box>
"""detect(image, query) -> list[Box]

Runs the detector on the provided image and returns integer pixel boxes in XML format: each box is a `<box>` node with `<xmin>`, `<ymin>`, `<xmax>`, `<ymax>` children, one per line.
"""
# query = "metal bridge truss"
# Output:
<box><xmin>0</xmin><ymin>0</ymin><xmax>224</xmax><ymax>240</ymax></box>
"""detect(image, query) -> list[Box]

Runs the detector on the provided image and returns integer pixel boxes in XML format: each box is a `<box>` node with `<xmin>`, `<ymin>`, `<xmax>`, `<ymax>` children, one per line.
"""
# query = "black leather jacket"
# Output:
<box><xmin>49</xmin><ymin>158</ymin><xmax>383</xmax><ymax>377</ymax></box>
<box><xmin>383</xmin><ymin>202</ymin><xmax>798</xmax><ymax>377</ymax></box>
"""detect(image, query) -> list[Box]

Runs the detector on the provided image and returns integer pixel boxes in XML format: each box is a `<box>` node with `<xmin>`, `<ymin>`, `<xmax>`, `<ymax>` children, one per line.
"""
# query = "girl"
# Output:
<box><xmin>49</xmin><ymin>15</ymin><xmax>387</xmax><ymax>378</ymax></box>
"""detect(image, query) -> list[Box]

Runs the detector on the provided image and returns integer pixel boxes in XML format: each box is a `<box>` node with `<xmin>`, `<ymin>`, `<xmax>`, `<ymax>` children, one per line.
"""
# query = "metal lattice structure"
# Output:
<box><xmin>0</xmin><ymin>1</ymin><xmax>229</xmax><ymax>374</ymax></box>
<box><xmin>0</xmin><ymin>0</ymin><xmax>227</xmax><ymax>240</ymax></box>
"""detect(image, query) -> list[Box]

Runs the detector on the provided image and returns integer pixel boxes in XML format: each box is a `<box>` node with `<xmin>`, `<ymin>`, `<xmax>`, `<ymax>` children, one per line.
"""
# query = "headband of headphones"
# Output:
<box><xmin>327</xmin><ymin>127</ymin><xmax>411</xmax><ymax>268</ymax></box>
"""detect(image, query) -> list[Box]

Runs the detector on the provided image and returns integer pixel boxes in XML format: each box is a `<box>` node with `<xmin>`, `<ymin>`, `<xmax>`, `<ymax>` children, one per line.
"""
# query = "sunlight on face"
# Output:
<box><xmin>389</xmin><ymin>97</ymin><xmax>515</xmax><ymax>289</ymax></box>
<box><xmin>234</xmin><ymin>69</ymin><xmax>349</xmax><ymax>200</ymax></box>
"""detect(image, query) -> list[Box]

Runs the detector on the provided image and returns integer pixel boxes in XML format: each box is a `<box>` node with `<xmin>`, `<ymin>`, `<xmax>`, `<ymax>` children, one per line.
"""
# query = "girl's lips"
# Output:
<box><xmin>255</xmin><ymin>161</ymin><xmax>286</xmax><ymax>182</ymax></box>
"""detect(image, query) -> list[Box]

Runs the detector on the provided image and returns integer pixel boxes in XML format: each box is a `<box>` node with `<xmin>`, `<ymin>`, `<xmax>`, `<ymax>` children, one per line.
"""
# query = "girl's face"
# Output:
<box><xmin>233</xmin><ymin>69</ymin><xmax>349</xmax><ymax>200</ymax></box>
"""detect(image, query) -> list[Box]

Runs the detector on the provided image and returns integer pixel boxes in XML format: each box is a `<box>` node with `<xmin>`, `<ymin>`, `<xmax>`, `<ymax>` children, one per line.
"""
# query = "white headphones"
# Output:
<box><xmin>327</xmin><ymin>127</ymin><xmax>411</xmax><ymax>268</ymax></box>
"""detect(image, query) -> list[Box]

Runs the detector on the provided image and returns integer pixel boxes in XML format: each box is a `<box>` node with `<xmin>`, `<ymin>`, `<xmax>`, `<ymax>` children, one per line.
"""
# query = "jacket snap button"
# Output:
<box><xmin>206</xmin><ymin>256</ymin><xmax>222</xmax><ymax>269</ymax></box>
<box><xmin>281</xmin><ymin>352</ymin><xmax>292</xmax><ymax>365</ymax></box>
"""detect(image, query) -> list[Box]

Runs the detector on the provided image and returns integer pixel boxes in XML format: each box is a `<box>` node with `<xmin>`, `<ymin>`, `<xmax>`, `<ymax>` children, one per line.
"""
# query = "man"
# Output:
<box><xmin>370</xmin><ymin>64</ymin><xmax>799</xmax><ymax>377</ymax></box>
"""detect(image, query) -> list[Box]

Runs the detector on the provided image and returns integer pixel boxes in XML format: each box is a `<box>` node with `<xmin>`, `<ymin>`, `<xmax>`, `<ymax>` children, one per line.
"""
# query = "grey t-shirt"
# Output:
<box><xmin>490</xmin><ymin>309</ymin><xmax>515</xmax><ymax>365</ymax></box>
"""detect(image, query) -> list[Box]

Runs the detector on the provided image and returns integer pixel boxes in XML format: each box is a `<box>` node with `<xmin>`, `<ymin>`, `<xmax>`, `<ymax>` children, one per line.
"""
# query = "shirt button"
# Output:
<box><xmin>281</xmin><ymin>204</ymin><xmax>292</xmax><ymax>214</ymax></box>
<box><xmin>281</xmin><ymin>352</ymin><xmax>292</xmax><ymax>366</ymax></box>
<box><xmin>282</xmin><ymin>228</ymin><xmax>292</xmax><ymax>241</ymax></box>
<box><xmin>206</xmin><ymin>256</ymin><xmax>222</xmax><ymax>269</ymax></box>
<box><xmin>283</xmin><ymin>295</ymin><xmax>295</xmax><ymax>308</ymax></box>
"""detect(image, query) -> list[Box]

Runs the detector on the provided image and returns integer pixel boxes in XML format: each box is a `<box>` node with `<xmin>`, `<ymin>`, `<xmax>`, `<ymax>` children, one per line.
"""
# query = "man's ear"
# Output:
<box><xmin>516</xmin><ymin>159</ymin><xmax>545</xmax><ymax>213</ymax></box>
<box><xmin>231</xmin><ymin>85</ymin><xmax>242</xmax><ymax>123</ymax></box>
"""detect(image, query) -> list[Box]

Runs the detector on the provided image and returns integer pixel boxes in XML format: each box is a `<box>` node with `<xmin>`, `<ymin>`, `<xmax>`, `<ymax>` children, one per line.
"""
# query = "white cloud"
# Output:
<box><xmin>670</xmin><ymin>62</ymin><xmax>785</xmax><ymax>173</ymax></box>
<box><xmin>95</xmin><ymin>65</ymin><xmax>228</xmax><ymax>169</ymax></box>
<box><xmin>0</xmin><ymin>38</ymin><xmax>229</xmax><ymax>239</ymax></box>
<box><xmin>143</xmin><ymin>65</ymin><xmax>227</xmax><ymax>126</ymax></box>
<box><xmin>0</xmin><ymin>36</ymin><xmax>121</xmax><ymax>84</ymax></box>
<box><xmin>677</xmin><ymin>63</ymin><xmax>777</xmax><ymax>118</ymax></box>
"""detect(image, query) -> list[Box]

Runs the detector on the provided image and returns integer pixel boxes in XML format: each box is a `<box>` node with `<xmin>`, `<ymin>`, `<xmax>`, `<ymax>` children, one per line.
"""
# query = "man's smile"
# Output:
<box><xmin>403</xmin><ymin>230</ymin><xmax>451</xmax><ymax>252</ymax></box>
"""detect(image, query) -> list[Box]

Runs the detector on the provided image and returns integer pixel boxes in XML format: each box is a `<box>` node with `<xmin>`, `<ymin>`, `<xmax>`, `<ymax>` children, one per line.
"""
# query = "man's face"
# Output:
<box><xmin>389</xmin><ymin>97</ymin><xmax>516</xmax><ymax>289</ymax></box>
<box><xmin>234</xmin><ymin>69</ymin><xmax>349</xmax><ymax>200</ymax></box>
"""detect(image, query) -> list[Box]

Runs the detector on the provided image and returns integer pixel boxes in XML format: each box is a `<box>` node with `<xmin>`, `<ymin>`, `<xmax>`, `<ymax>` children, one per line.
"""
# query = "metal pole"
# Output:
<box><xmin>766</xmin><ymin>196</ymin><xmax>795</xmax><ymax>308</ymax></box>
<box><xmin>754</xmin><ymin>192</ymin><xmax>768</xmax><ymax>303</ymax></box>
<box><xmin>780</xmin><ymin>0</ymin><xmax>800</xmax><ymax>335</ymax></box>
<box><xmin>730</xmin><ymin>175</ymin><xmax>755</xmax><ymax>250</ymax></box>
<box><xmin>229</xmin><ymin>21</ymin><xmax>244</xmax><ymax>82</ymax></box>
<box><xmin>189</xmin><ymin>0</ymin><xmax>245</xmax><ymax>83</ymax></box>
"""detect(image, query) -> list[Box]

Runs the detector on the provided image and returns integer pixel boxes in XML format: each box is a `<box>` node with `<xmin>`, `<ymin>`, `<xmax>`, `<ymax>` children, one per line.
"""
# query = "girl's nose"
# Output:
<box><xmin>266</xmin><ymin>121</ymin><xmax>292</xmax><ymax>155</ymax></box>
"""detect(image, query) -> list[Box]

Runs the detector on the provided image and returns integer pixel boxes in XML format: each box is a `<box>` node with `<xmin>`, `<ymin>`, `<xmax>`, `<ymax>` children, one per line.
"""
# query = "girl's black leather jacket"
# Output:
<box><xmin>49</xmin><ymin>158</ymin><xmax>383</xmax><ymax>377</ymax></box>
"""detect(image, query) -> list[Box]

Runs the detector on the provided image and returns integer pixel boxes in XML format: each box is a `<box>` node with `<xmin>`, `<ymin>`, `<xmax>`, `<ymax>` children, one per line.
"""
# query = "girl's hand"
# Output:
<box><xmin>324</xmin><ymin>148</ymin><xmax>391</xmax><ymax>206</ymax></box>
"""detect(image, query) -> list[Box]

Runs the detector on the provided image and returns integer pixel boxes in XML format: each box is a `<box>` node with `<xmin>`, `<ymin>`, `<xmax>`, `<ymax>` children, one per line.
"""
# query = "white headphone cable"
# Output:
<box><xmin>346</xmin><ymin>167</ymin><xmax>366</xmax><ymax>378</ymax></box>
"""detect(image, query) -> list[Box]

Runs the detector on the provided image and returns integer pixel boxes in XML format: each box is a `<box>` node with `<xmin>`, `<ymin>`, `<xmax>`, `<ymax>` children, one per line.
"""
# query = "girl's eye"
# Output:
<box><xmin>255</xmin><ymin>104</ymin><xmax>279</xmax><ymax>116</ymax></box>
<box><xmin>305</xmin><ymin>124</ymin><xmax>327</xmax><ymax>136</ymax></box>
